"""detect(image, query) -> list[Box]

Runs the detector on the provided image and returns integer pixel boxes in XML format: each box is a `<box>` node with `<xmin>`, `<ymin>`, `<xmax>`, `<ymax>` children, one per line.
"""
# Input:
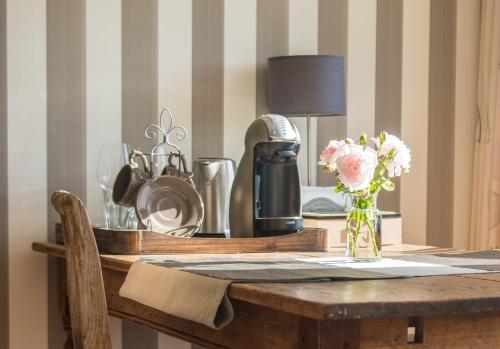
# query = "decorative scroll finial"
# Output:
<box><xmin>145</xmin><ymin>107</ymin><xmax>187</xmax><ymax>155</ymax></box>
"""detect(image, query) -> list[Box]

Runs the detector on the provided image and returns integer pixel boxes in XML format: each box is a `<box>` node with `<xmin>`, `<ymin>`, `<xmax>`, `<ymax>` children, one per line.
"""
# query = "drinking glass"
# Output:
<box><xmin>97</xmin><ymin>143</ymin><xmax>138</xmax><ymax>229</ymax></box>
<box><xmin>151</xmin><ymin>143</ymin><xmax>171</xmax><ymax>177</ymax></box>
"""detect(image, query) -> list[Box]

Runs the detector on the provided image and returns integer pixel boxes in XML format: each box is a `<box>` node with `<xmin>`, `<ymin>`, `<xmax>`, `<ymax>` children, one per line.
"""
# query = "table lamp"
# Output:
<box><xmin>267</xmin><ymin>55</ymin><xmax>346</xmax><ymax>185</ymax></box>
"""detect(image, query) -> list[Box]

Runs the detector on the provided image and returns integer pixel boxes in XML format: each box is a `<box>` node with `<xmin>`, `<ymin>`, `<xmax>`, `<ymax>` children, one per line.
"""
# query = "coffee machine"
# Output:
<box><xmin>229</xmin><ymin>114</ymin><xmax>303</xmax><ymax>238</ymax></box>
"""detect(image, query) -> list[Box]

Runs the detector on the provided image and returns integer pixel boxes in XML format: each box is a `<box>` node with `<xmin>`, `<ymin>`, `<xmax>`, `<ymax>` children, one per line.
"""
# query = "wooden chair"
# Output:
<box><xmin>51</xmin><ymin>190</ymin><xmax>112</xmax><ymax>349</ymax></box>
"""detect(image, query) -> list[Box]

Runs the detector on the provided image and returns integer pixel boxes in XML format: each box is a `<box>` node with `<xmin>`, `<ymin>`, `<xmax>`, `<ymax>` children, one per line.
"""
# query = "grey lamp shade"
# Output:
<box><xmin>267</xmin><ymin>55</ymin><xmax>346</xmax><ymax>116</ymax></box>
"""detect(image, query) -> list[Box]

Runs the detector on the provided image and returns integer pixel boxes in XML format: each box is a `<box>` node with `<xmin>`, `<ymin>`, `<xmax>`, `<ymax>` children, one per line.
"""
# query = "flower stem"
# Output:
<box><xmin>366</xmin><ymin>217</ymin><xmax>380</xmax><ymax>257</ymax></box>
<box><xmin>346</xmin><ymin>214</ymin><xmax>357</xmax><ymax>257</ymax></box>
<box><xmin>352</xmin><ymin>214</ymin><xmax>363</xmax><ymax>257</ymax></box>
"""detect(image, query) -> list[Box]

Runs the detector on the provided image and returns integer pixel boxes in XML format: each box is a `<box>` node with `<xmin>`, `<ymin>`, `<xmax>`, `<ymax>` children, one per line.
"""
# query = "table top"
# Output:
<box><xmin>33</xmin><ymin>242</ymin><xmax>500</xmax><ymax>321</ymax></box>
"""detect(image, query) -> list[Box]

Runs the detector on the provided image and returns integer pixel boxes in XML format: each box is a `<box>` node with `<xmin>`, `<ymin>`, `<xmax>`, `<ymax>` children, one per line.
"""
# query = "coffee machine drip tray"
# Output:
<box><xmin>254</xmin><ymin>217</ymin><xmax>304</xmax><ymax>237</ymax></box>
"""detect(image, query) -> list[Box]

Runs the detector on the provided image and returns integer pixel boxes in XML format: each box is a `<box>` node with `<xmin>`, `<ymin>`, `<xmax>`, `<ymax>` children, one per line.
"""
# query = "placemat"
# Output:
<box><xmin>119</xmin><ymin>250</ymin><xmax>500</xmax><ymax>329</ymax></box>
<box><xmin>139</xmin><ymin>250</ymin><xmax>500</xmax><ymax>281</ymax></box>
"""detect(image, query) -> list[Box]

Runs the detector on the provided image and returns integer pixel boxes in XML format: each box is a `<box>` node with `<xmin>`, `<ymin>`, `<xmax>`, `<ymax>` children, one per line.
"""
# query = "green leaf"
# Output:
<box><xmin>380</xmin><ymin>131</ymin><xmax>387</xmax><ymax>144</ymax></box>
<box><xmin>359</xmin><ymin>133</ymin><xmax>367</xmax><ymax>145</ymax></box>
<box><xmin>357</xmin><ymin>198</ymin><xmax>368</xmax><ymax>209</ymax></box>
<box><xmin>388</xmin><ymin>148</ymin><xmax>396</xmax><ymax>158</ymax></box>
<box><xmin>335</xmin><ymin>181</ymin><xmax>345</xmax><ymax>193</ymax></box>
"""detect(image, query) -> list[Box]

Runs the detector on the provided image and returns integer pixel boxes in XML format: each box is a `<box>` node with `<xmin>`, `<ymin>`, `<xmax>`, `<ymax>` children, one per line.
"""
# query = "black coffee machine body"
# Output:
<box><xmin>229</xmin><ymin>114</ymin><xmax>303</xmax><ymax>238</ymax></box>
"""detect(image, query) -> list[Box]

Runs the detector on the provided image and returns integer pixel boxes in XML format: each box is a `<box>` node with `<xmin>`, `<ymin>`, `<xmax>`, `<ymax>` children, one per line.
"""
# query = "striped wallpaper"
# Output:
<box><xmin>0</xmin><ymin>1</ymin><xmax>480</xmax><ymax>349</ymax></box>
<box><xmin>0</xmin><ymin>0</ymin><xmax>7</xmax><ymax>347</ymax></box>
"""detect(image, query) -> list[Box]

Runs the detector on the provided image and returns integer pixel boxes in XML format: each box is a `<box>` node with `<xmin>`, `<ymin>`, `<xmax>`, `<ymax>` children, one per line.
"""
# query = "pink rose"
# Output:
<box><xmin>336</xmin><ymin>148</ymin><xmax>377</xmax><ymax>190</ymax></box>
<box><xmin>318</xmin><ymin>140</ymin><xmax>345</xmax><ymax>169</ymax></box>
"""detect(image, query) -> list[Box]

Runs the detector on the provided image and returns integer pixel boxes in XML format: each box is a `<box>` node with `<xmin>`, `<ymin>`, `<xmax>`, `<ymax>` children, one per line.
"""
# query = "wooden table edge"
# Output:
<box><xmin>33</xmin><ymin>241</ymin><xmax>500</xmax><ymax>322</ymax></box>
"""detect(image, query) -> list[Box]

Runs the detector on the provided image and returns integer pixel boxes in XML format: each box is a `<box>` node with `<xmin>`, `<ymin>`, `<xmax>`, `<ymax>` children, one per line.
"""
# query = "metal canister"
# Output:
<box><xmin>192</xmin><ymin>158</ymin><xmax>236</xmax><ymax>235</ymax></box>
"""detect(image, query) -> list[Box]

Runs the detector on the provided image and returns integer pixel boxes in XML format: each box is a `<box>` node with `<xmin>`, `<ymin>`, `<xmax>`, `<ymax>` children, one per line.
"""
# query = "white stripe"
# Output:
<box><xmin>86</xmin><ymin>2</ymin><xmax>123</xmax><ymax>346</ymax></box>
<box><xmin>289</xmin><ymin>0</ymin><xmax>318</xmax><ymax>55</ymax></box>
<box><xmin>223</xmin><ymin>0</ymin><xmax>257</xmax><ymax>164</ymax></box>
<box><xmin>401</xmin><ymin>0</ymin><xmax>430</xmax><ymax>245</ymax></box>
<box><xmin>158</xmin><ymin>0</ymin><xmax>193</xmax><ymax>166</ymax></box>
<box><xmin>158</xmin><ymin>4</ymin><xmax>193</xmax><ymax>348</ymax></box>
<box><xmin>86</xmin><ymin>0</ymin><xmax>122</xmax><ymax>227</ymax></box>
<box><xmin>7</xmin><ymin>0</ymin><xmax>48</xmax><ymax>348</ymax></box>
<box><xmin>288</xmin><ymin>0</ymin><xmax>318</xmax><ymax>185</ymax></box>
<box><xmin>347</xmin><ymin>0</ymin><xmax>377</xmax><ymax>140</ymax></box>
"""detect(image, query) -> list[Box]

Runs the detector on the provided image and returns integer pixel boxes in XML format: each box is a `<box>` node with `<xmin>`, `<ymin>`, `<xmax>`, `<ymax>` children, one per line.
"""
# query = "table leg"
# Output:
<box><xmin>297</xmin><ymin>318</ymin><xmax>361</xmax><ymax>349</ymax></box>
<box><xmin>318</xmin><ymin>320</ymin><xmax>360</xmax><ymax>349</ymax></box>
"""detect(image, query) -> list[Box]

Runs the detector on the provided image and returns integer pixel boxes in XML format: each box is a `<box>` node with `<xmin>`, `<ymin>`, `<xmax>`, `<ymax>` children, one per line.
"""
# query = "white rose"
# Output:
<box><xmin>372</xmin><ymin>134</ymin><xmax>411</xmax><ymax>177</ymax></box>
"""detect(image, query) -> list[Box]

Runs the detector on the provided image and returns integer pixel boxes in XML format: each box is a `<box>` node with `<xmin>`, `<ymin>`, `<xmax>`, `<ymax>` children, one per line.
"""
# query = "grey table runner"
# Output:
<box><xmin>139</xmin><ymin>250</ymin><xmax>500</xmax><ymax>282</ymax></box>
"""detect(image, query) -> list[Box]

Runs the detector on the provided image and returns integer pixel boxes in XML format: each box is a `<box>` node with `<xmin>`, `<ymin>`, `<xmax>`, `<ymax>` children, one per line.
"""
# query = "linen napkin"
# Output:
<box><xmin>119</xmin><ymin>261</ymin><xmax>233</xmax><ymax>329</ymax></box>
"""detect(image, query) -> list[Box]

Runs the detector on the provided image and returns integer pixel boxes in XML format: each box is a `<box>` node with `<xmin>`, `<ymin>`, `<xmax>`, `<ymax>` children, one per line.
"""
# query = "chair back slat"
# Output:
<box><xmin>51</xmin><ymin>191</ymin><xmax>112</xmax><ymax>349</ymax></box>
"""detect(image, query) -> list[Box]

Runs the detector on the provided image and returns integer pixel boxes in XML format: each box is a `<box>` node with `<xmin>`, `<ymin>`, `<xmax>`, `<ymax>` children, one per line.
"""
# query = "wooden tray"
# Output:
<box><xmin>55</xmin><ymin>224</ymin><xmax>327</xmax><ymax>254</ymax></box>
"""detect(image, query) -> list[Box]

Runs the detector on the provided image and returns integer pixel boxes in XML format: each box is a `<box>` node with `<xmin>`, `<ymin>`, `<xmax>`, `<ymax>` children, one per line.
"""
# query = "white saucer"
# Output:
<box><xmin>135</xmin><ymin>175</ymin><xmax>204</xmax><ymax>236</ymax></box>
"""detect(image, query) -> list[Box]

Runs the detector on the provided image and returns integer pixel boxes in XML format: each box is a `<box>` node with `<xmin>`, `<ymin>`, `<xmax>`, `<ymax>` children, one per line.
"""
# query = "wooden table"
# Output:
<box><xmin>33</xmin><ymin>242</ymin><xmax>500</xmax><ymax>348</ymax></box>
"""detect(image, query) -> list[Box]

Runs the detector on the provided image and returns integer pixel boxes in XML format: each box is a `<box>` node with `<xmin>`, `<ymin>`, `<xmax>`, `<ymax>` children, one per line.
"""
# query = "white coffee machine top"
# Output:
<box><xmin>260</xmin><ymin>114</ymin><xmax>301</xmax><ymax>142</ymax></box>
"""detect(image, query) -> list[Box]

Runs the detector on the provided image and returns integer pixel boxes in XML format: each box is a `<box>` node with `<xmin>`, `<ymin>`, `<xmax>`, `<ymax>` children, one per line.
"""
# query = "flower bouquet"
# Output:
<box><xmin>319</xmin><ymin>132</ymin><xmax>411</xmax><ymax>259</ymax></box>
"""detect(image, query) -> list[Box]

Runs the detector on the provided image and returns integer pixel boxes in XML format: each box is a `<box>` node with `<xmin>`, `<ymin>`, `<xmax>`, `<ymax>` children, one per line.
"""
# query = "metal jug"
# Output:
<box><xmin>193</xmin><ymin>158</ymin><xmax>236</xmax><ymax>235</ymax></box>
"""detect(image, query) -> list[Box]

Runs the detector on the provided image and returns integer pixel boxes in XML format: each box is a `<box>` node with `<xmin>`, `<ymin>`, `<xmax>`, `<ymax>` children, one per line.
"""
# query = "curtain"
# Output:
<box><xmin>469</xmin><ymin>0</ymin><xmax>500</xmax><ymax>249</ymax></box>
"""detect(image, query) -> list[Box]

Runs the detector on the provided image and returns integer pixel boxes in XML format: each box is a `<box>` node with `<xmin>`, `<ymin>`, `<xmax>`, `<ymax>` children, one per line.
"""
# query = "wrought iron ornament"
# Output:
<box><xmin>144</xmin><ymin>107</ymin><xmax>187</xmax><ymax>156</ymax></box>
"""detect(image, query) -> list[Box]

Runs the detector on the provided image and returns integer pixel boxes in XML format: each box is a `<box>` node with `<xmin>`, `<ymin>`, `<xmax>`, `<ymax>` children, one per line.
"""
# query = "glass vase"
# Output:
<box><xmin>345</xmin><ymin>206</ymin><xmax>382</xmax><ymax>260</ymax></box>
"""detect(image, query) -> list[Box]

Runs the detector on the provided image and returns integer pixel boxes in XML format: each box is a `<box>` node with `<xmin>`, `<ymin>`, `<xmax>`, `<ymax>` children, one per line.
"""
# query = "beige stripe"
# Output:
<box><xmin>47</xmin><ymin>0</ymin><xmax>87</xmax><ymax>209</ymax></box>
<box><xmin>452</xmin><ymin>0</ymin><xmax>480</xmax><ymax>249</ymax></box>
<box><xmin>375</xmin><ymin>0</ymin><xmax>403</xmax><ymax>212</ymax></box>
<box><xmin>256</xmin><ymin>0</ymin><xmax>289</xmax><ymax>117</ymax></box>
<box><xmin>426</xmin><ymin>0</ymin><xmax>457</xmax><ymax>248</ymax></box>
<box><xmin>122</xmin><ymin>0</ymin><xmax>159</xmax><ymax>153</ymax></box>
<box><xmin>223</xmin><ymin>0</ymin><xmax>257</xmax><ymax>164</ymax></box>
<box><xmin>192</xmin><ymin>0</ymin><xmax>224</xmax><ymax>159</ymax></box>
<box><xmin>47</xmin><ymin>0</ymin><xmax>87</xmax><ymax>347</ymax></box>
<box><xmin>122</xmin><ymin>2</ymin><xmax>160</xmax><ymax>347</ymax></box>
<box><xmin>0</xmin><ymin>0</ymin><xmax>7</xmax><ymax>347</ymax></box>
<box><xmin>316</xmin><ymin>0</ymin><xmax>348</xmax><ymax>186</ymax></box>
<box><xmin>375</xmin><ymin>0</ymin><xmax>403</xmax><ymax>137</ymax></box>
